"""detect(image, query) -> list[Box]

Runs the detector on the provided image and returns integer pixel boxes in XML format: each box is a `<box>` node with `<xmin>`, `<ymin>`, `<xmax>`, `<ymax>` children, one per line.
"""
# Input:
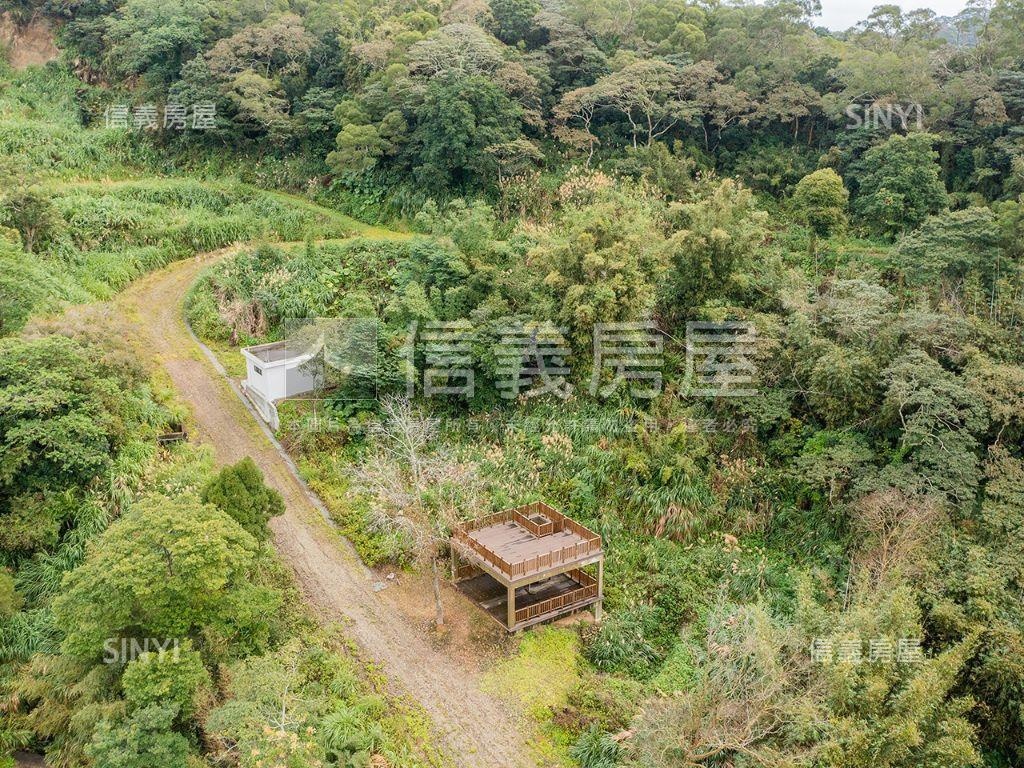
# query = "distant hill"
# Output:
<box><xmin>935</xmin><ymin>8</ymin><xmax>987</xmax><ymax>47</ymax></box>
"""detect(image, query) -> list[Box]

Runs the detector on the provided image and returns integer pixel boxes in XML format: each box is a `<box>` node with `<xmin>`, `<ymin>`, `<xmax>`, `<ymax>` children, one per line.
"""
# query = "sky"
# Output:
<box><xmin>815</xmin><ymin>0</ymin><xmax>968</xmax><ymax>30</ymax></box>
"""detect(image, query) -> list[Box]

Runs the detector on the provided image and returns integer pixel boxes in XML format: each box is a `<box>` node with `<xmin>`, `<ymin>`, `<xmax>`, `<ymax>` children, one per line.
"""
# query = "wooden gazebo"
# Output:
<box><xmin>450</xmin><ymin>502</ymin><xmax>604</xmax><ymax>632</ymax></box>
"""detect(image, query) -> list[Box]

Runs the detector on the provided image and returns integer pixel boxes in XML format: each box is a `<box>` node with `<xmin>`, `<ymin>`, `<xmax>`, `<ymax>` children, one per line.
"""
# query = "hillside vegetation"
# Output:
<box><xmin>2</xmin><ymin>0</ymin><xmax>1024</xmax><ymax>766</ymax></box>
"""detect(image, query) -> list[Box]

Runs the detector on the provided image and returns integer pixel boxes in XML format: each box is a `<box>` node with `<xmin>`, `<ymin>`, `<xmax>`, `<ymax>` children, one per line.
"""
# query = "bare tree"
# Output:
<box><xmin>377</xmin><ymin>395</ymin><xmax>437</xmax><ymax>493</ymax></box>
<box><xmin>630</xmin><ymin>600</ymin><xmax>819</xmax><ymax>767</ymax></box>
<box><xmin>352</xmin><ymin>396</ymin><xmax>481</xmax><ymax>628</ymax></box>
<box><xmin>850</xmin><ymin>489</ymin><xmax>942</xmax><ymax>587</ymax></box>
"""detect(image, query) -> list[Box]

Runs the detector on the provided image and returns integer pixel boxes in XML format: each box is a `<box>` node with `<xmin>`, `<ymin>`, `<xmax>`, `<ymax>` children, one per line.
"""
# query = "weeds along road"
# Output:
<box><xmin>114</xmin><ymin>247</ymin><xmax>532</xmax><ymax>768</ymax></box>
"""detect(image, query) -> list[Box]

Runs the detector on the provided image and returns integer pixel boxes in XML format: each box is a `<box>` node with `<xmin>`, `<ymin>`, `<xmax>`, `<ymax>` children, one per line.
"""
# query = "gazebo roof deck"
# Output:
<box><xmin>452</xmin><ymin>502</ymin><xmax>602</xmax><ymax>584</ymax></box>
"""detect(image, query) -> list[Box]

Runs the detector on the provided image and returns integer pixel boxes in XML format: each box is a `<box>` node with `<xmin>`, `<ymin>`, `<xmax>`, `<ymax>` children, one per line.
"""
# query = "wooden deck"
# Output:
<box><xmin>452</xmin><ymin>502</ymin><xmax>602</xmax><ymax>582</ymax></box>
<box><xmin>452</xmin><ymin>502</ymin><xmax>604</xmax><ymax>630</ymax></box>
<box><xmin>458</xmin><ymin>571</ymin><xmax>599</xmax><ymax>630</ymax></box>
<box><xmin>468</xmin><ymin>522</ymin><xmax>588</xmax><ymax>569</ymax></box>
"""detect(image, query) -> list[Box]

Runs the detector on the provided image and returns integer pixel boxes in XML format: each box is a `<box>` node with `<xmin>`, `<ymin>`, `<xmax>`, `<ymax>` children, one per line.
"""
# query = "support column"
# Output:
<box><xmin>507</xmin><ymin>584</ymin><xmax>516</xmax><ymax>631</ymax></box>
<box><xmin>595</xmin><ymin>559</ymin><xmax>604</xmax><ymax>623</ymax></box>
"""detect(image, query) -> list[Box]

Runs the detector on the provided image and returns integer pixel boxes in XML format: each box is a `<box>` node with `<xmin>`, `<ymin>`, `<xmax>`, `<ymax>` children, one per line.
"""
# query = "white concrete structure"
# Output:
<box><xmin>241</xmin><ymin>341</ymin><xmax>321</xmax><ymax>429</ymax></box>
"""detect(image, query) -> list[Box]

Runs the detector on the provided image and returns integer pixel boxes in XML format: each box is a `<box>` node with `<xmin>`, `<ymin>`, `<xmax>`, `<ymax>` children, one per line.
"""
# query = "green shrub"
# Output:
<box><xmin>320</xmin><ymin>696</ymin><xmax>387</xmax><ymax>764</ymax></box>
<box><xmin>582</xmin><ymin>605</ymin><xmax>665</xmax><ymax>679</ymax></box>
<box><xmin>85</xmin><ymin>706</ymin><xmax>189</xmax><ymax>768</ymax></box>
<box><xmin>0</xmin><ymin>570</ymin><xmax>22</xmax><ymax>619</ymax></box>
<box><xmin>649</xmin><ymin>639</ymin><xmax>697</xmax><ymax>694</ymax></box>
<box><xmin>184</xmin><ymin>274</ymin><xmax>232</xmax><ymax>342</ymax></box>
<box><xmin>569</xmin><ymin>725</ymin><xmax>621</xmax><ymax>768</ymax></box>
<box><xmin>201</xmin><ymin>458</ymin><xmax>285</xmax><ymax>542</ymax></box>
<box><xmin>121</xmin><ymin>642</ymin><xmax>211</xmax><ymax>721</ymax></box>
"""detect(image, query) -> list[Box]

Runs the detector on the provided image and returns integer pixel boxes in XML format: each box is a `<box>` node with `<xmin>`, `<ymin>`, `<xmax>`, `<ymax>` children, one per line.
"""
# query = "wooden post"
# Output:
<box><xmin>595</xmin><ymin>559</ymin><xmax>604</xmax><ymax>623</ymax></box>
<box><xmin>507</xmin><ymin>584</ymin><xmax>516</xmax><ymax>631</ymax></box>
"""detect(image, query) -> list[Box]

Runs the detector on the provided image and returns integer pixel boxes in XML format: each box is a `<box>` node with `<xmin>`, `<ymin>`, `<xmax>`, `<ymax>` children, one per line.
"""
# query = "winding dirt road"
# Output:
<box><xmin>114</xmin><ymin>249</ymin><xmax>531</xmax><ymax>768</ymax></box>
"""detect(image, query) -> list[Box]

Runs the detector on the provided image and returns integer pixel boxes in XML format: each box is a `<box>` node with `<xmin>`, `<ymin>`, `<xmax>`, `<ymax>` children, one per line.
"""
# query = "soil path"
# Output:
<box><xmin>114</xmin><ymin>249</ymin><xmax>531</xmax><ymax>768</ymax></box>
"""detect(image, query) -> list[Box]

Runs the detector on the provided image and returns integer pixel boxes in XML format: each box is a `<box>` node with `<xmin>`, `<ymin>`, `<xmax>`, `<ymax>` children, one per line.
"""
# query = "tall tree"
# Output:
<box><xmin>851</xmin><ymin>133</ymin><xmax>949</xmax><ymax>238</ymax></box>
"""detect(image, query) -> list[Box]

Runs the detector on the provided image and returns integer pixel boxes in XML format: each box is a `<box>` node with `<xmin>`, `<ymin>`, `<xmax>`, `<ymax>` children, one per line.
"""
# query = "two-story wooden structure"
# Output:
<box><xmin>451</xmin><ymin>502</ymin><xmax>603</xmax><ymax>632</ymax></box>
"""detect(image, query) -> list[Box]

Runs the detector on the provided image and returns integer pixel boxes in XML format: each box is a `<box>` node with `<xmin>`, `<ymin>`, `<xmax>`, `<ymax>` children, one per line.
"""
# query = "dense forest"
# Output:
<box><xmin>1</xmin><ymin>0</ymin><xmax>1024</xmax><ymax>766</ymax></box>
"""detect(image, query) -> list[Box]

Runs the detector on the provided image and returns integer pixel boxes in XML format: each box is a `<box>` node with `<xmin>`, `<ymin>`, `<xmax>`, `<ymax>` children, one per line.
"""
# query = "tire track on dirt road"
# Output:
<box><xmin>115</xmin><ymin>248</ymin><xmax>532</xmax><ymax>768</ymax></box>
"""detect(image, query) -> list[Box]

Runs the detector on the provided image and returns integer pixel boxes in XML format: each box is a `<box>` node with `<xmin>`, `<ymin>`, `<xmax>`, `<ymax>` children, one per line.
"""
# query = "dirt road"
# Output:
<box><xmin>115</xmin><ymin>250</ymin><xmax>531</xmax><ymax>768</ymax></box>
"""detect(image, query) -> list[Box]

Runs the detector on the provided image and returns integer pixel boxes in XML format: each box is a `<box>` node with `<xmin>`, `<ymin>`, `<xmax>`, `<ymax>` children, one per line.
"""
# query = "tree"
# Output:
<box><xmin>815</xmin><ymin>586</ymin><xmax>982</xmax><ymax>768</ymax></box>
<box><xmin>893</xmin><ymin>207</ymin><xmax>1007</xmax><ymax>314</ymax></box>
<box><xmin>631</xmin><ymin>601</ymin><xmax>811</xmax><ymax>767</ymax></box>
<box><xmin>484</xmin><ymin>138</ymin><xmax>544</xmax><ymax>182</ymax></box>
<box><xmin>85</xmin><ymin>706</ymin><xmax>189</xmax><ymax>768</ymax></box>
<box><xmin>0</xmin><ymin>336</ymin><xmax>150</xmax><ymax>537</ymax></box>
<box><xmin>658</xmin><ymin>178</ymin><xmax>768</xmax><ymax>322</ymax></box>
<box><xmin>0</xmin><ymin>239</ymin><xmax>61</xmax><ymax>336</ymax></box>
<box><xmin>203</xmin><ymin>13</ymin><xmax>316</xmax><ymax>142</ymax></box>
<box><xmin>529</xmin><ymin>183</ymin><xmax>667</xmax><ymax>347</ymax></box>
<box><xmin>409</xmin><ymin>73</ymin><xmax>524</xmax><ymax>192</ymax></box>
<box><xmin>532</xmin><ymin>10</ymin><xmax>607</xmax><ymax>90</ymax></box>
<box><xmin>488</xmin><ymin>0</ymin><xmax>540</xmax><ymax>43</ymax></box>
<box><xmin>791</xmin><ymin>169</ymin><xmax>848</xmax><ymax>260</ymax></box>
<box><xmin>104</xmin><ymin>0</ymin><xmax>212</xmax><ymax>94</ymax></box>
<box><xmin>350</xmin><ymin>396</ymin><xmax>479</xmax><ymax>627</ymax></box>
<box><xmin>52</xmin><ymin>494</ymin><xmax>271</xmax><ymax>660</ymax></box>
<box><xmin>205</xmin><ymin>14</ymin><xmax>314</xmax><ymax>83</ymax></box>
<box><xmin>205</xmin><ymin>640</ymin><xmax>329</xmax><ymax>768</ymax></box>
<box><xmin>328</xmin><ymin>123</ymin><xmax>389</xmax><ymax>174</ymax></box>
<box><xmin>801</xmin><ymin>341</ymin><xmax>880</xmax><ymax>426</ymax></box>
<box><xmin>881</xmin><ymin>349</ymin><xmax>988</xmax><ymax>506</ymax></box>
<box><xmin>676</xmin><ymin>60</ymin><xmax>754</xmax><ymax>151</ymax></box>
<box><xmin>851</xmin><ymin>133</ymin><xmax>949</xmax><ymax>238</ymax></box>
<box><xmin>121</xmin><ymin>641</ymin><xmax>211</xmax><ymax>722</ymax></box>
<box><xmin>590</xmin><ymin>59</ymin><xmax>688</xmax><ymax>148</ymax></box>
<box><xmin>849</xmin><ymin>489</ymin><xmax>942</xmax><ymax>587</ymax></box>
<box><xmin>553</xmin><ymin>85</ymin><xmax>602</xmax><ymax>163</ymax></box>
<box><xmin>0</xmin><ymin>186</ymin><xmax>65</xmax><ymax>253</ymax></box>
<box><xmin>756</xmin><ymin>80</ymin><xmax>821</xmax><ymax>140</ymax></box>
<box><xmin>201</xmin><ymin>457</ymin><xmax>284</xmax><ymax>542</ymax></box>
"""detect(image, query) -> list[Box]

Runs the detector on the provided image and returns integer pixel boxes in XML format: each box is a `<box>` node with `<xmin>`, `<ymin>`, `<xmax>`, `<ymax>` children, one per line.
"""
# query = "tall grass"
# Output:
<box><xmin>2</xmin><ymin>177</ymin><xmax>362</xmax><ymax>335</ymax></box>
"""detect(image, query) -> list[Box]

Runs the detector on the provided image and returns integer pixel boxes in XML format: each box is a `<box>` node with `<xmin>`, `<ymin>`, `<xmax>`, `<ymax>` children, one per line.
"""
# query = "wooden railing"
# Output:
<box><xmin>453</xmin><ymin>502</ymin><xmax>603</xmax><ymax>581</ymax></box>
<box><xmin>454</xmin><ymin>562</ymin><xmax>481</xmax><ymax>581</ymax></box>
<box><xmin>513</xmin><ymin>508</ymin><xmax>554</xmax><ymax>537</ymax></box>
<box><xmin>459</xmin><ymin>508</ymin><xmax>514</xmax><ymax>533</ymax></box>
<box><xmin>503</xmin><ymin>537</ymin><xmax>602</xmax><ymax>579</ymax></box>
<box><xmin>452</xmin><ymin>528</ymin><xmax>516</xmax><ymax>575</ymax></box>
<box><xmin>514</xmin><ymin>569</ymin><xmax>600</xmax><ymax>624</ymax></box>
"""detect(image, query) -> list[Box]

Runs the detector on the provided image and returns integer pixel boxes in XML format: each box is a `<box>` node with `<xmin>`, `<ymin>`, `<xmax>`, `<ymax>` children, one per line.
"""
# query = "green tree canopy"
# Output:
<box><xmin>658</xmin><ymin>178</ymin><xmax>768</xmax><ymax>321</ymax></box>
<box><xmin>200</xmin><ymin>457</ymin><xmax>285</xmax><ymax>541</ymax></box>
<box><xmin>52</xmin><ymin>494</ymin><xmax>275</xmax><ymax>660</ymax></box>
<box><xmin>851</xmin><ymin>133</ymin><xmax>949</xmax><ymax>238</ymax></box>
<box><xmin>791</xmin><ymin>168</ymin><xmax>849</xmax><ymax>249</ymax></box>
